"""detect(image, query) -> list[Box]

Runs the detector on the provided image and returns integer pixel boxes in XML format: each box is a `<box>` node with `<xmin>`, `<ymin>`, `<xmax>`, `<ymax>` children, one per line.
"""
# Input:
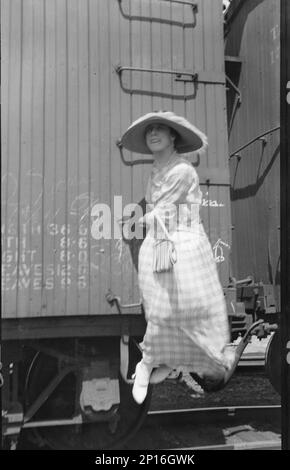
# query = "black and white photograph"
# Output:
<box><xmin>1</xmin><ymin>0</ymin><xmax>290</xmax><ymax>455</ymax></box>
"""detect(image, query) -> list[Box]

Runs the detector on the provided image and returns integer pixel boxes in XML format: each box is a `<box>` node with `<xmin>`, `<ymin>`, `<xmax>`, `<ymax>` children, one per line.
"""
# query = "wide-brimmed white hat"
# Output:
<box><xmin>121</xmin><ymin>111</ymin><xmax>207</xmax><ymax>154</ymax></box>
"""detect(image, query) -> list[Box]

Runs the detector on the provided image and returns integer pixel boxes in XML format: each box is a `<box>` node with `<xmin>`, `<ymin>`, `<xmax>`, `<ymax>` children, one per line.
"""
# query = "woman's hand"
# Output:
<box><xmin>138</xmin><ymin>215</ymin><xmax>146</xmax><ymax>227</ymax></box>
<box><xmin>138</xmin><ymin>211</ymin><xmax>155</xmax><ymax>227</ymax></box>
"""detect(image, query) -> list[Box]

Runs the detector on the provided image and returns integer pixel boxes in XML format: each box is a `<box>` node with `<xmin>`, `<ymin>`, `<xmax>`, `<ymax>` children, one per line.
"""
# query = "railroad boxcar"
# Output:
<box><xmin>1</xmin><ymin>0</ymin><xmax>280</xmax><ymax>449</ymax></box>
<box><xmin>224</xmin><ymin>0</ymin><xmax>281</xmax><ymax>393</ymax></box>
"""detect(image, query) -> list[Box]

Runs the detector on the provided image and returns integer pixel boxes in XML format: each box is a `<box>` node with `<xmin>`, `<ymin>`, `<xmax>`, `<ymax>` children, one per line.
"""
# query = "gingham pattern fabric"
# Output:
<box><xmin>138</xmin><ymin>153</ymin><xmax>232</xmax><ymax>377</ymax></box>
<box><xmin>138</xmin><ymin>227</ymin><xmax>231</xmax><ymax>376</ymax></box>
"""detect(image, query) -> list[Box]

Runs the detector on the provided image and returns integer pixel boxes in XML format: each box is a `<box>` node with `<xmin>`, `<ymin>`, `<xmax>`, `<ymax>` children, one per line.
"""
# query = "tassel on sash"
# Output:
<box><xmin>152</xmin><ymin>212</ymin><xmax>177</xmax><ymax>273</ymax></box>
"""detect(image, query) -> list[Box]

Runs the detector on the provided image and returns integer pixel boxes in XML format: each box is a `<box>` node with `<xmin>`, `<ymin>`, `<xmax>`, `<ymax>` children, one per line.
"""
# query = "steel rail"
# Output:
<box><xmin>144</xmin><ymin>405</ymin><xmax>281</xmax><ymax>450</ymax></box>
<box><xmin>169</xmin><ymin>440</ymin><xmax>281</xmax><ymax>450</ymax></box>
<box><xmin>146</xmin><ymin>405</ymin><xmax>280</xmax><ymax>426</ymax></box>
<box><xmin>20</xmin><ymin>405</ymin><xmax>280</xmax><ymax>430</ymax></box>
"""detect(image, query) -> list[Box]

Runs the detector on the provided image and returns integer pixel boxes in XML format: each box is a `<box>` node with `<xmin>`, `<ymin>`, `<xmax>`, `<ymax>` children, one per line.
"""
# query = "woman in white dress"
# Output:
<box><xmin>121</xmin><ymin>111</ymin><xmax>237</xmax><ymax>404</ymax></box>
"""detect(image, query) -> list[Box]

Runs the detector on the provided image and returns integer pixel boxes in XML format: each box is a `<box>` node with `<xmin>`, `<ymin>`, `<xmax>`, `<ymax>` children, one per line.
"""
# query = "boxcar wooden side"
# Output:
<box><xmin>2</xmin><ymin>0</ymin><xmax>230</xmax><ymax>319</ymax></box>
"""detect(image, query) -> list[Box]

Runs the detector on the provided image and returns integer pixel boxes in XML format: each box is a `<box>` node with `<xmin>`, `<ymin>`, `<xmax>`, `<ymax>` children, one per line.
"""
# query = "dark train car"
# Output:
<box><xmin>225</xmin><ymin>0</ymin><xmax>280</xmax><ymax>305</ymax></box>
<box><xmin>1</xmin><ymin>0</ymin><xmax>280</xmax><ymax>449</ymax></box>
<box><xmin>224</xmin><ymin>0</ymin><xmax>281</xmax><ymax>394</ymax></box>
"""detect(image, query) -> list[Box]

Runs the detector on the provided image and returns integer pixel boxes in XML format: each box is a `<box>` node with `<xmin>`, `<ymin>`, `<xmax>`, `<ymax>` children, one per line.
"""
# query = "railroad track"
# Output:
<box><xmin>126</xmin><ymin>405</ymin><xmax>281</xmax><ymax>450</ymax></box>
<box><xmin>169</xmin><ymin>440</ymin><xmax>281</xmax><ymax>450</ymax></box>
<box><xmin>146</xmin><ymin>404</ymin><xmax>280</xmax><ymax>426</ymax></box>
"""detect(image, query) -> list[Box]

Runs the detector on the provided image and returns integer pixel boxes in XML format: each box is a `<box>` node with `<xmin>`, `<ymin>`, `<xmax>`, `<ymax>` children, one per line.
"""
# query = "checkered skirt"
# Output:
<box><xmin>138</xmin><ymin>224</ymin><xmax>231</xmax><ymax>376</ymax></box>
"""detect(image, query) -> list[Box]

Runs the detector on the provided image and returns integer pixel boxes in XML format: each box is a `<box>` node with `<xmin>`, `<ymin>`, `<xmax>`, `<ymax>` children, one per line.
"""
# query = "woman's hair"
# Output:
<box><xmin>169</xmin><ymin>127</ymin><xmax>180</xmax><ymax>149</ymax></box>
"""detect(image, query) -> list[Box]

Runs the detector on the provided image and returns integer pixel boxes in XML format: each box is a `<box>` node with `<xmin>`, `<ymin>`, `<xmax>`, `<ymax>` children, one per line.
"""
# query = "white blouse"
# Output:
<box><xmin>144</xmin><ymin>151</ymin><xmax>202</xmax><ymax>234</ymax></box>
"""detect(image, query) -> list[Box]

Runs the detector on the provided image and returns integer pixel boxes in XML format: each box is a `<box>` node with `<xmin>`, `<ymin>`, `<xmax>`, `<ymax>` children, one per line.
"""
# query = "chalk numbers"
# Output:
<box><xmin>2</xmin><ymin>223</ymin><xmax>91</xmax><ymax>291</ymax></box>
<box><xmin>58</xmin><ymin>228</ymin><xmax>89</xmax><ymax>289</ymax></box>
<box><xmin>79</xmin><ymin>237</ymin><xmax>87</xmax><ymax>249</ymax></box>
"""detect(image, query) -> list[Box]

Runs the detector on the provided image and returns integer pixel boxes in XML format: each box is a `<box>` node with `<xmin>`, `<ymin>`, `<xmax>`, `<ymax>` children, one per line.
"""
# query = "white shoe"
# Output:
<box><xmin>132</xmin><ymin>361</ymin><xmax>153</xmax><ymax>405</ymax></box>
<box><xmin>149</xmin><ymin>365</ymin><xmax>172</xmax><ymax>384</ymax></box>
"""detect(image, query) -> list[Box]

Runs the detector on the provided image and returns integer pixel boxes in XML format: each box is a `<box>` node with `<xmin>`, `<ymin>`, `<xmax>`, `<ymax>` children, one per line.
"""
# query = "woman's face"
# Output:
<box><xmin>145</xmin><ymin>124</ymin><xmax>175</xmax><ymax>153</ymax></box>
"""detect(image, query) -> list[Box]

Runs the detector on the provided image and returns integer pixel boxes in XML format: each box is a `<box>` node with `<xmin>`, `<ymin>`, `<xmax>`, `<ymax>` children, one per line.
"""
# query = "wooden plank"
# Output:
<box><xmin>52</xmin><ymin>0</ymin><xmax>68</xmax><ymax>316</ymax></box>
<box><xmin>160</xmin><ymin>0</ymin><xmax>174</xmax><ymax>112</ymax></box>
<box><xmin>63</xmin><ymin>0</ymin><xmax>77</xmax><ymax>314</ymax></box>
<box><xmin>18</xmin><ymin>0</ymin><xmax>36</xmax><ymax>318</ymax></box>
<box><xmin>152</xmin><ymin>0</ymin><xmax>164</xmax><ymax>110</ymax></box>
<box><xmin>73</xmin><ymin>0</ymin><xmax>92</xmax><ymax>316</ymax></box>
<box><xmin>1</xmin><ymin>0</ymin><xmax>10</xmax><ymax>316</ymax></box>
<box><xmin>28</xmin><ymin>0</ymin><xmax>47</xmax><ymax>318</ymax></box>
<box><xmin>1</xmin><ymin>0</ymin><xmax>15</xmax><ymax>318</ymax></box>
<box><xmin>8</xmin><ymin>0</ymin><xmax>23</xmax><ymax>318</ymax></box>
<box><xmin>96</xmin><ymin>0</ymin><xmax>112</xmax><ymax>314</ymax></box>
<box><xmin>88</xmin><ymin>0</ymin><xmax>102</xmax><ymax>315</ymax></box>
<box><xmin>41</xmin><ymin>0</ymin><xmax>58</xmax><ymax>317</ymax></box>
<box><xmin>170</xmin><ymin>0</ymin><xmax>185</xmax><ymax>116</ymax></box>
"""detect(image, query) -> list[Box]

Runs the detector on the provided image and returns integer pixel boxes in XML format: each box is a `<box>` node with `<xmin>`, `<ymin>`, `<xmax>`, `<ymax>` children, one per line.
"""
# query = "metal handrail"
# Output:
<box><xmin>106</xmin><ymin>289</ymin><xmax>142</xmax><ymax>314</ymax></box>
<box><xmin>161</xmin><ymin>0</ymin><xmax>198</xmax><ymax>9</ymax></box>
<box><xmin>229</xmin><ymin>125</ymin><xmax>280</xmax><ymax>159</ymax></box>
<box><xmin>115</xmin><ymin>65</ymin><xmax>198</xmax><ymax>83</ymax></box>
<box><xmin>118</xmin><ymin>0</ymin><xmax>198</xmax><ymax>12</ymax></box>
<box><xmin>116</xmin><ymin>139</ymin><xmax>153</xmax><ymax>166</ymax></box>
<box><xmin>226</xmin><ymin>75</ymin><xmax>242</xmax><ymax>104</ymax></box>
